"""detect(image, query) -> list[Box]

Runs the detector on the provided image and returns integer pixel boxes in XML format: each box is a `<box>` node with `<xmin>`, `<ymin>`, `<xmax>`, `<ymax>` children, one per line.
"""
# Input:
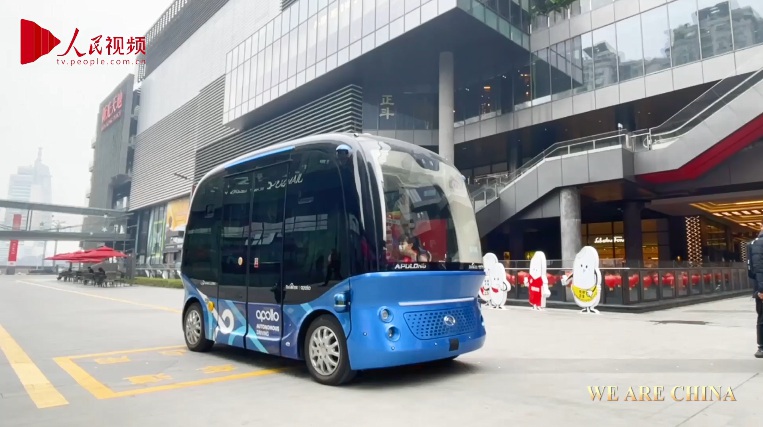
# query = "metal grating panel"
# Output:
<box><xmin>403</xmin><ymin>306</ymin><xmax>479</xmax><ymax>340</ymax></box>
<box><xmin>686</xmin><ymin>216</ymin><xmax>702</xmax><ymax>266</ymax></box>
<box><xmin>281</xmin><ymin>0</ymin><xmax>297</xmax><ymax>10</ymax></box>
<box><xmin>131</xmin><ymin>77</ymin><xmax>234</xmax><ymax>211</ymax></box>
<box><xmin>137</xmin><ymin>0</ymin><xmax>230</xmax><ymax>82</ymax></box>
<box><xmin>195</xmin><ymin>76</ymin><xmax>237</xmax><ymax>150</ymax></box>
<box><xmin>194</xmin><ymin>84</ymin><xmax>362</xmax><ymax>182</ymax></box>
<box><xmin>741</xmin><ymin>241</ymin><xmax>749</xmax><ymax>263</ymax></box>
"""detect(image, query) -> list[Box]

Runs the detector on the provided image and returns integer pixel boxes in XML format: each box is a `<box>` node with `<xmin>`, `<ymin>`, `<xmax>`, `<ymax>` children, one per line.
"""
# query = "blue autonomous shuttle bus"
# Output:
<box><xmin>181</xmin><ymin>133</ymin><xmax>486</xmax><ymax>385</ymax></box>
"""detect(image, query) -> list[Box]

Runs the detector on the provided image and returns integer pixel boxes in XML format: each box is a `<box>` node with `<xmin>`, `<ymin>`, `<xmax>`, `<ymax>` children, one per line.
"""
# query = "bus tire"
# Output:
<box><xmin>304</xmin><ymin>315</ymin><xmax>356</xmax><ymax>386</ymax></box>
<box><xmin>184</xmin><ymin>302</ymin><xmax>213</xmax><ymax>352</ymax></box>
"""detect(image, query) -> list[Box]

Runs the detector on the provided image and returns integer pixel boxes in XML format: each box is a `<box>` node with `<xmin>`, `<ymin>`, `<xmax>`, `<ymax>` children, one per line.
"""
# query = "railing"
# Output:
<box><xmin>504</xmin><ymin>265</ymin><xmax>750</xmax><ymax>306</ymax></box>
<box><xmin>470</xmin><ymin>130</ymin><xmax>630</xmax><ymax>210</ymax></box>
<box><xmin>646</xmin><ymin>67</ymin><xmax>763</xmax><ymax>147</ymax></box>
<box><xmin>469</xmin><ymin>64</ymin><xmax>763</xmax><ymax>210</ymax></box>
<box><xmin>497</xmin><ymin>259</ymin><xmax>744</xmax><ymax>269</ymax></box>
<box><xmin>135</xmin><ymin>264</ymin><xmax>181</xmax><ymax>280</ymax></box>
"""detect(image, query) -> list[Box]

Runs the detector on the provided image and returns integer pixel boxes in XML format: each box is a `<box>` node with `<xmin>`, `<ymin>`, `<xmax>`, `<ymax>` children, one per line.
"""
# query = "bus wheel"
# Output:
<box><xmin>304</xmin><ymin>315</ymin><xmax>356</xmax><ymax>386</ymax></box>
<box><xmin>184</xmin><ymin>302</ymin><xmax>213</xmax><ymax>352</ymax></box>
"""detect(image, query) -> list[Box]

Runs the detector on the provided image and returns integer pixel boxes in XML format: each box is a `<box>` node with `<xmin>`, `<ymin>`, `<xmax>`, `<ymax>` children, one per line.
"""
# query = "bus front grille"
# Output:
<box><xmin>403</xmin><ymin>307</ymin><xmax>479</xmax><ymax>340</ymax></box>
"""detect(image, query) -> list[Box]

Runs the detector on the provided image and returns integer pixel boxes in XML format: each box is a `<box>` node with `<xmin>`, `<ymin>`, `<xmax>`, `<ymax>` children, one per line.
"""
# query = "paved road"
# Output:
<box><xmin>0</xmin><ymin>275</ymin><xmax>761</xmax><ymax>427</ymax></box>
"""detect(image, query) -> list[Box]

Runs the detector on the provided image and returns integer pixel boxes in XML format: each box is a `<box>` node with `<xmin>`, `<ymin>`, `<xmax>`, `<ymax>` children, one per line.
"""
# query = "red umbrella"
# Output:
<box><xmin>78</xmin><ymin>258</ymin><xmax>107</xmax><ymax>263</ymax></box>
<box><xmin>46</xmin><ymin>252</ymin><xmax>72</xmax><ymax>260</ymax></box>
<box><xmin>48</xmin><ymin>251</ymin><xmax>88</xmax><ymax>261</ymax></box>
<box><xmin>87</xmin><ymin>246</ymin><xmax>127</xmax><ymax>258</ymax></box>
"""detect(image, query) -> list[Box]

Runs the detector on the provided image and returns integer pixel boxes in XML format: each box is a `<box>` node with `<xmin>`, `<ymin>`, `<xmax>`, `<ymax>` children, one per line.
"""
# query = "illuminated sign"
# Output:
<box><xmin>101</xmin><ymin>91</ymin><xmax>124</xmax><ymax>131</ymax></box>
<box><xmin>594</xmin><ymin>236</ymin><xmax>624</xmax><ymax>244</ymax></box>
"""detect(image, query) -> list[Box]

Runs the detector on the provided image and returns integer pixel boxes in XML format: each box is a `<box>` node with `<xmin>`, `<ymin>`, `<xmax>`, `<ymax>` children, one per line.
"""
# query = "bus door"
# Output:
<box><xmin>217</xmin><ymin>171</ymin><xmax>254</xmax><ymax>349</ymax></box>
<box><xmin>245</xmin><ymin>162</ymin><xmax>289</xmax><ymax>356</ymax></box>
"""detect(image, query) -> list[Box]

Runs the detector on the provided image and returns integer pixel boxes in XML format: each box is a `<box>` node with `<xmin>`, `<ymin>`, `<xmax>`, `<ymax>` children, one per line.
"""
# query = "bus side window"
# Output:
<box><xmin>183</xmin><ymin>175</ymin><xmax>222</xmax><ymax>283</ymax></box>
<box><xmin>282</xmin><ymin>150</ymin><xmax>347</xmax><ymax>301</ymax></box>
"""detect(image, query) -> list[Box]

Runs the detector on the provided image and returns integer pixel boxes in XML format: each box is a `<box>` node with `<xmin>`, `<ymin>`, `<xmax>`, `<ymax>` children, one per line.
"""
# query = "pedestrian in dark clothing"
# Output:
<box><xmin>748</xmin><ymin>224</ymin><xmax>763</xmax><ymax>358</ymax></box>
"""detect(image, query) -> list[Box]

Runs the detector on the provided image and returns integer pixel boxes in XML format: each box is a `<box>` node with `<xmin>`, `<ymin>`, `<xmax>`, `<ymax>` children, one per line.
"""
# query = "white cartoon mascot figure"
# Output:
<box><xmin>524</xmin><ymin>251</ymin><xmax>551</xmax><ymax>311</ymax></box>
<box><xmin>487</xmin><ymin>261</ymin><xmax>511</xmax><ymax>309</ymax></box>
<box><xmin>562</xmin><ymin>246</ymin><xmax>602</xmax><ymax>314</ymax></box>
<box><xmin>479</xmin><ymin>253</ymin><xmax>498</xmax><ymax>304</ymax></box>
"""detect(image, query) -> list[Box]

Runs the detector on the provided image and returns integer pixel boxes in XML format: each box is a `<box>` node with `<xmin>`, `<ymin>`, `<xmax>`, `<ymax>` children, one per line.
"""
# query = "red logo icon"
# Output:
<box><xmin>20</xmin><ymin>19</ymin><xmax>61</xmax><ymax>64</ymax></box>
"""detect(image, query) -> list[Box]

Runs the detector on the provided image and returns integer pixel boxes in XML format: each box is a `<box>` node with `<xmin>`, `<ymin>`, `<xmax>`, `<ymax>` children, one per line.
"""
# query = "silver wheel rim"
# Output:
<box><xmin>185</xmin><ymin>309</ymin><xmax>202</xmax><ymax>346</ymax></box>
<box><xmin>308</xmin><ymin>326</ymin><xmax>341</xmax><ymax>377</ymax></box>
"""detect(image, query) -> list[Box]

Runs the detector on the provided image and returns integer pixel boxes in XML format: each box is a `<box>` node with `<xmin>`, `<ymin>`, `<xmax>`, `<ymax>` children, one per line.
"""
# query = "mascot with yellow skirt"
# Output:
<box><xmin>561</xmin><ymin>246</ymin><xmax>602</xmax><ymax>314</ymax></box>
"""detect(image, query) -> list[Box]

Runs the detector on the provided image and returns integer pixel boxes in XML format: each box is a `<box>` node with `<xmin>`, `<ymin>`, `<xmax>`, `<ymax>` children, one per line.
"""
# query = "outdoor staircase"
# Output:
<box><xmin>470</xmin><ymin>64</ymin><xmax>763</xmax><ymax>237</ymax></box>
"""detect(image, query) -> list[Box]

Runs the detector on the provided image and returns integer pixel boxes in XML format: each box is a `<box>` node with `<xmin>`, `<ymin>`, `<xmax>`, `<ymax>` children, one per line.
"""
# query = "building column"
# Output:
<box><xmin>509</xmin><ymin>225</ymin><xmax>524</xmax><ymax>262</ymax></box>
<box><xmin>560</xmin><ymin>187</ymin><xmax>582</xmax><ymax>267</ymax></box>
<box><xmin>438</xmin><ymin>51</ymin><xmax>454</xmax><ymax>164</ymax></box>
<box><xmin>508</xmin><ymin>141</ymin><xmax>519</xmax><ymax>173</ymax></box>
<box><xmin>623</xmin><ymin>202</ymin><xmax>643</xmax><ymax>267</ymax></box>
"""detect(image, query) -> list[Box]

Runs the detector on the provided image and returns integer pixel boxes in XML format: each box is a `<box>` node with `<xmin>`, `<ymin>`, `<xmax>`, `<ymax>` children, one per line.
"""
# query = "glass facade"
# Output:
<box><xmin>226</xmin><ymin>0</ymin><xmax>763</xmax><ymax>130</ymax></box>
<box><xmin>362</xmin><ymin>86</ymin><xmax>439</xmax><ymax>131</ymax></box>
<box><xmin>582</xmin><ymin>219</ymin><xmax>669</xmax><ymax>267</ymax></box>
<box><xmin>224</xmin><ymin>0</ymin><xmax>533</xmax><ymax>123</ymax></box>
<box><xmin>227</xmin><ymin>0</ymin><xmax>428</xmax><ymax>121</ymax></box>
<box><xmin>442</xmin><ymin>0</ymin><xmax>763</xmax><ymax>126</ymax></box>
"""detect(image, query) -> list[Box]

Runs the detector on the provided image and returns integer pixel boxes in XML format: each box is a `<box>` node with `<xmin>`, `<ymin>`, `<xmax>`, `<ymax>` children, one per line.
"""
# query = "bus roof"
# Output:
<box><xmin>197</xmin><ymin>132</ymin><xmax>449</xmax><ymax>187</ymax></box>
<box><xmin>199</xmin><ymin>133</ymin><xmax>357</xmax><ymax>183</ymax></box>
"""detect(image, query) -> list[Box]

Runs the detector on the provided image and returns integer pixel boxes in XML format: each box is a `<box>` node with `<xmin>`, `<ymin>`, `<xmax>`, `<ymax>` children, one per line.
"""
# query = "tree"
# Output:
<box><xmin>530</xmin><ymin>0</ymin><xmax>577</xmax><ymax>16</ymax></box>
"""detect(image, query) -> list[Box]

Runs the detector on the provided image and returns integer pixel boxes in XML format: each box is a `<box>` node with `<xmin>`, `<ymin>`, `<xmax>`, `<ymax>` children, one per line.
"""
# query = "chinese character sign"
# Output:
<box><xmin>379</xmin><ymin>95</ymin><xmax>395</xmax><ymax>120</ymax></box>
<box><xmin>101</xmin><ymin>91</ymin><xmax>125</xmax><ymax>131</ymax></box>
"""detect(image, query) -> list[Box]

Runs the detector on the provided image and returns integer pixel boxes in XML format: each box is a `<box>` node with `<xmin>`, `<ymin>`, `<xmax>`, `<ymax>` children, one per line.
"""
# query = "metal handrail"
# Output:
<box><xmin>470</xmin><ymin>64</ymin><xmax>763</xmax><ymax>210</ymax></box>
<box><xmin>648</xmin><ymin>67</ymin><xmax>763</xmax><ymax>143</ymax></box>
<box><xmin>469</xmin><ymin>131</ymin><xmax>628</xmax><ymax>208</ymax></box>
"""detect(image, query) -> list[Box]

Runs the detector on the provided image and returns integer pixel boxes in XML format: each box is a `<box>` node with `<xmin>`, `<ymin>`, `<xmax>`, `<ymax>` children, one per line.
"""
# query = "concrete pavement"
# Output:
<box><xmin>0</xmin><ymin>275</ymin><xmax>761</xmax><ymax>426</ymax></box>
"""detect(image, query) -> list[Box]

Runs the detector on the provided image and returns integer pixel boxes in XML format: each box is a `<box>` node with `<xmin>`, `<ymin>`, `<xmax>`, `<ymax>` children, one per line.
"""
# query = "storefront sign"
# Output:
<box><xmin>594</xmin><ymin>236</ymin><xmax>624</xmax><ymax>244</ymax></box>
<box><xmin>101</xmin><ymin>91</ymin><xmax>124</xmax><ymax>131</ymax></box>
<box><xmin>164</xmin><ymin>197</ymin><xmax>190</xmax><ymax>252</ymax></box>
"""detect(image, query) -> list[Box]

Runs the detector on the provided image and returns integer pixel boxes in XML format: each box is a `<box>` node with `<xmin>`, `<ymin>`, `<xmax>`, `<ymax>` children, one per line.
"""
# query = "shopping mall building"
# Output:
<box><xmin>119</xmin><ymin>0</ymin><xmax>763</xmax><ymax>270</ymax></box>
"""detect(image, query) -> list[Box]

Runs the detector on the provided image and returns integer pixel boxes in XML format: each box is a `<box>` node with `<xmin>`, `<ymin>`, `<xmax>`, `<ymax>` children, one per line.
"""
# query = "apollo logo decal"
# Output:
<box><xmin>255</xmin><ymin>309</ymin><xmax>280</xmax><ymax>322</ymax></box>
<box><xmin>394</xmin><ymin>263</ymin><xmax>428</xmax><ymax>270</ymax></box>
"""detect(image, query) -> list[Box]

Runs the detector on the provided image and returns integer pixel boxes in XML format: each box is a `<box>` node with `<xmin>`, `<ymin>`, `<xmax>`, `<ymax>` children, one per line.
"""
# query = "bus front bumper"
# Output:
<box><xmin>346</xmin><ymin>326</ymin><xmax>486</xmax><ymax>371</ymax></box>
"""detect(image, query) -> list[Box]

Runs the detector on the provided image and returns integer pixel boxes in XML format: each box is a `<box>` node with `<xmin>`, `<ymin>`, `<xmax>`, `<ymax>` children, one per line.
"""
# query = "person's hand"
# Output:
<box><xmin>758</xmin><ymin>292</ymin><xmax>763</xmax><ymax>300</ymax></box>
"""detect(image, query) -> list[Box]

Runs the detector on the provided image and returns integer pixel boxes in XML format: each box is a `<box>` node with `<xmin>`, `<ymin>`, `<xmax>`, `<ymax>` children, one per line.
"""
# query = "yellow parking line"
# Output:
<box><xmin>65</xmin><ymin>345</ymin><xmax>186</xmax><ymax>360</ymax></box>
<box><xmin>53</xmin><ymin>356</ymin><xmax>117</xmax><ymax>400</ymax></box>
<box><xmin>17</xmin><ymin>280</ymin><xmax>181</xmax><ymax>314</ymax></box>
<box><xmin>109</xmin><ymin>368</ymin><xmax>289</xmax><ymax>398</ymax></box>
<box><xmin>0</xmin><ymin>325</ymin><xmax>69</xmax><ymax>409</ymax></box>
<box><xmin>54</xmin><ymin>353</ymin><xmax>289</xmax><ymax>400</ymax></box>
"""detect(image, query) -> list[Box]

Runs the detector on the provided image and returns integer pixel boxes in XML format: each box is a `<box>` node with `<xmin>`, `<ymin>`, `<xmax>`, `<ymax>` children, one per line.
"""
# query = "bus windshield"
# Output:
<box><xmin>366</xmin><ymin>139</ymin><xmax>482</xmax><ymax>265</ymax></box>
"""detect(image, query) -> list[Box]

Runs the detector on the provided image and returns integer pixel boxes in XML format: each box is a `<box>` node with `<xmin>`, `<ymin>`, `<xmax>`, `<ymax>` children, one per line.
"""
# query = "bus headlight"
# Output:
<box><xmin>386</xmin><ymin>326</ymin><xmax>400</xmax><ymax>341</ymax></box>
<box><xmin>379</xmin><ymin>307</ymin><xmax>393</xmax><ymax>322</ymax></box>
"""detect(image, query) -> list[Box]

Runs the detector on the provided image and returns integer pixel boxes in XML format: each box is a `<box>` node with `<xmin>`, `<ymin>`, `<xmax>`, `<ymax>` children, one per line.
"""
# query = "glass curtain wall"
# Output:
<box><xmin>444</xmin><ymin>0</ymin><xmax>763</xmax><ymax>125</ymax></box>
<box><xmin>582</xmin><ymin>219</ymin><xmax>669</xmax><ymax>266</ymax></box>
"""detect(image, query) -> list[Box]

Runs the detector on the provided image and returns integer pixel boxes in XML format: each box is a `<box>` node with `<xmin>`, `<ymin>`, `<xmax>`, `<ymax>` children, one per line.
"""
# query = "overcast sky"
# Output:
<box><xmin>0</xmin><ymin>0</ymin><xmax>172</xmax><ymax>253</ymax></box>
<box><xmin>0</xmin><ymin>0</ymin><xmax>172</xmax><ymax>206</ymax></box>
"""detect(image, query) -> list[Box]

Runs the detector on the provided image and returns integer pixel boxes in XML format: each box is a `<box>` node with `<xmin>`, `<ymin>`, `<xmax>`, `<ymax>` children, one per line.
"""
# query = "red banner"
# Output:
<box><xmin>7</xmin><ymin>214</ymin><xmax>21</xmax><ymax>266</ymax></box>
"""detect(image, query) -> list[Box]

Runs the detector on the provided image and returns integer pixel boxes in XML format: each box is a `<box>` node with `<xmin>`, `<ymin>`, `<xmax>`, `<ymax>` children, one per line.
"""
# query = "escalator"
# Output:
<box><xmin>470</xmin><ymin>65</ymin><xmax>763</xmax><ymax>237</ymax></box>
